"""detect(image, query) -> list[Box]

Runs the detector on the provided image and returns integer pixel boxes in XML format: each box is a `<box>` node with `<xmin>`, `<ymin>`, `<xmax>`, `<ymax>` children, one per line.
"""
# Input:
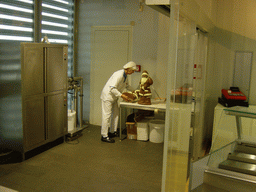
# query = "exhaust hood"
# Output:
<box><xmin>145</xmin><ymin>0</ymin><xmax>170</xmax><ymax>17</ymax></box>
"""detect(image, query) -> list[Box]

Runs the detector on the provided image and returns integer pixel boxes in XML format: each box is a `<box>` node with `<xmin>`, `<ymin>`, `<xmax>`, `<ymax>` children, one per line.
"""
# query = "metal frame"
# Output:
<box><xmin>67</xmin><ymin>76</ymin><xmax>88</xmax><ymax>138</ymax></box>
<box><xmin>119</xmin><ymin>101</ymin><xmax>166</xmax><ymax>140</ymax></box>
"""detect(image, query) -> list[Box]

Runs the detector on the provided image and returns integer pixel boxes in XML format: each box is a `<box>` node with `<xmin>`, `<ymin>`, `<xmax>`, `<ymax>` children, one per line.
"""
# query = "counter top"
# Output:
<box><xmin>120</xmin><ymin>100</ymin><xmax>166</xmax><ymax>111</ymax></box>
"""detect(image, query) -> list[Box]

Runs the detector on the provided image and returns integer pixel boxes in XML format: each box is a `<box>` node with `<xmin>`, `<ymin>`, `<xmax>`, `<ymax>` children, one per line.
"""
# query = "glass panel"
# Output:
<box><xmin>224</xmin><ymin>106</ymin><xmax>256</xmax><ymax>144</ymax></box>
<box><xmin>0</xmin><ymin>0</ymin><xmax>34</xmax><ymax>42</ymax></box>
<box><xmin>41</xmin><ymin>0</ymin><xmax>75</xmax><ymax>111</ymax></box>
<box><xmin>210</xmin><ymin>108</ymin><xmax>238</xmax><ymax>152</ymax></box>
<box><xmin>0</xmin><ymin>0</ymin><xmax>34</xmax><ymax>82</ymax></box>
<box><xmin>208</xmin><ymin>141</ymin><xmax>236</xmax><ymax>168</ymax></box>
<box><xmin>162</xmin><ymin>0</ymin><xmax>197</xmax><ymax>191</ymax></box>
<box><xmin>41</xmin><ymin>0</ymin><xmax>74</xmax><ymax>78</ymax></box>
<box><xmin>208</xmin><ymin>105</ymin><xmax>256</xmax><ymax>169</ymax></box>
<box><xmin>224</xmin><ymin>106</ymin><xmax>256</xmax><ymax>116</ymax></box>
<box><xmin>191</xmin><ymin>30</ymin><xmax>208</xmax><ymax>160</ymax></box>
<box><xmin>0</xmin><ymin>0</ymin><xmax>34</xmax><ymax>151</ymax></box>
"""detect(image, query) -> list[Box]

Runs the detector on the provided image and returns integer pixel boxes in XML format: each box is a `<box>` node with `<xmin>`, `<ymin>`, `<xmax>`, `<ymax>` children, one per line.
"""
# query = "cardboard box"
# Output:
<box><xmin>126</xmin><ymin>122</ymin><xmax>137</xmax><ymax>140</ymax></box>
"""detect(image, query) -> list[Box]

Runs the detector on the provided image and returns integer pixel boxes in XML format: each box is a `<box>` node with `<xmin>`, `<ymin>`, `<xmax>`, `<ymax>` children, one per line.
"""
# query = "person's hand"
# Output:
<box><xmin>121</xmin><ymin>93</ymin><xmax>132</xmax><ymax>102</ymax></box>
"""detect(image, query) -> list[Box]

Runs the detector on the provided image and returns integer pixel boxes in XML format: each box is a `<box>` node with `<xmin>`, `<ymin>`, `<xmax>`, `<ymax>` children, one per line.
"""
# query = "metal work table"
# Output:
<box><xmin>119</xmin><ymin>101</ymin><xmax>166</xmax><ymax>140</ymax></box>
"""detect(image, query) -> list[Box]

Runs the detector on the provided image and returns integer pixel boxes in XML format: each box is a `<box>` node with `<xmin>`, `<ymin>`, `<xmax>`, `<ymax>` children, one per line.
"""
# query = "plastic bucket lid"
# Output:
<box><xmin>149</xmin><ymin>120</ymin><xmax>165</xmax><ymax>129</ymax></box>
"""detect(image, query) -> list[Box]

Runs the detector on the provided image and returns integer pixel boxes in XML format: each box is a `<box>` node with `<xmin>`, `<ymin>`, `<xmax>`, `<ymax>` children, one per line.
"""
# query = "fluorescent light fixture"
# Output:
<box><xmin>0</xmin><ymin>35</ymin><xmax>32</xmax><ymax>41</ymax></box>
<box><xmin>42</xmin><ymin>29</ymin><xmax>68</xmax><ymax>36</ymax></box>
<box><xmin>17</xmin><ymin>0</ymin><xmax>33</xmax><ymax>4</ymax></box>
<box><xmin>42</xmin><ymin>3</ymin><xmax>68</xmax><ymax>12</ymax></box>
<box><xmin>42</xmin><ymin>12</ymin><xmax>68</xmax><ymax>20</ymax></box>
<box><xmin>0</xmin><ymin>64</ymin><xmax>21</xmax><ymax>70</ymax></box>
<box><xmin>0</xmin><ymin>3</ymin><xmax>33</xmax><ymax>13</ymax></box>
<box><xmin>0</xmin><ymin>24</ymin><xmax>33</xmax><ymax>32</ymax></box>
<box><xmin>0</xmin><ymin>14</ymin><xmax>33</xmax><ymax>23</ymax></box>
<box><xmin>0</xmin><ymin>73</ymin><xmax>21</xmax><ymax>81</ymax></box>
<box><xmin>42</xmin><ymin>21</ymin><xmax>68</xmax><ymax>28</ymax></box>
<box><xmin>54</xmin><ymin>0</ymin><xmax>69</xmax><ymax>5</ymax></box>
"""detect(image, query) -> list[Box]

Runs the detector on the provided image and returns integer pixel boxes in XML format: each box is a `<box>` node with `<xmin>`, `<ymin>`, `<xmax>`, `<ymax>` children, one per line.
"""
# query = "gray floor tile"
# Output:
<box><xmin>0</xmin><ymin>125</ymin><xmax>163</xmax><ymax>192</ymax></box>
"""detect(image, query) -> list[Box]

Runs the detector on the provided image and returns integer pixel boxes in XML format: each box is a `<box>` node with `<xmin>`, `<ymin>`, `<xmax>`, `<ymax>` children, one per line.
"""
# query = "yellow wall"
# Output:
<box><xmin>191</xmin><ymin>0</ymin><xmax>256</xmax><ymax>41</ymax></box>
<box><xmin>179</xmin><ymin>0</ymin><xmax>215</xmax><ymax>32</ymax></box>
<box><xmin>214</xmin><ymin>0</ymin><xmax>256</xmax><ymax>104</ymax></box>
<box><xmin>175</xmin><ymin>0</ymin><xmax>256</xmax><ymax>144</ymax></box>
<box><xmin>180</xmin><ymin>0</ymin><xmax>256</xmax><ymax>105</ymax></box>
<box><xmin>216</xmin><ymin>0</ymin><xmax>256</xmax><ymax>41</ymax></box>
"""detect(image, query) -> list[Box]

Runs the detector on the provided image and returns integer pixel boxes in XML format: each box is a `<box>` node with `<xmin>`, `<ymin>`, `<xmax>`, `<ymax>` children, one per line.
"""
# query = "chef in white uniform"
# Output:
<box><xmin>100</xmin><ymin>61</ymin><xmax>137</xmax><ymax>143</ymax></box>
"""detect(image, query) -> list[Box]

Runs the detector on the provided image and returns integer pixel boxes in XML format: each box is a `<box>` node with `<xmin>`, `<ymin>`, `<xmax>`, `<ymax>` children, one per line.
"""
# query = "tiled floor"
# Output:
<box><xmin>0</xmin><ymin>125</ymin><xmax>163</xmax><ymax>192</ymax></box>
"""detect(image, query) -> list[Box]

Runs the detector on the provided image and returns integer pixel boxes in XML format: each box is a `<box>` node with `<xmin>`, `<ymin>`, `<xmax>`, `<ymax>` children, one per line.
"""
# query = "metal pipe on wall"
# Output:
<box><xmin>79</xmin><ymin>78</ymin><xmax>83</xmax><ymax>128</ymax></box>
<box><xmin>73</xmin><ymin>77</ymin><xmax>83</xmax><ymax>128</ymax></box>
<box><xmin>34</xmin><ymin>0</ymin><xmax>42</xmax><ymax>43</ymax></box>
<box><xmin>73</xmin><ymin>88</ymin><xmax>77</xmax><ymax>128</ymax></box>
<box><xmin>68</xmin><ymin>76</ymin><xmax>84</xmax><ymax>128</ymax></box>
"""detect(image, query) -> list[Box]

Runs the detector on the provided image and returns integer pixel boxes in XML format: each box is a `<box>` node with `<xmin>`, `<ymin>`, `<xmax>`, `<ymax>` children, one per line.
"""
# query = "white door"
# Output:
<box><xmin>233</xmin><ymin>51</ymin><xmax>252</xmax><ymax>101</ymax></box>
<box><xmin>90</xmin><ymin>26</ymin><xmax>132</xmax><ymax>125</ymax></box>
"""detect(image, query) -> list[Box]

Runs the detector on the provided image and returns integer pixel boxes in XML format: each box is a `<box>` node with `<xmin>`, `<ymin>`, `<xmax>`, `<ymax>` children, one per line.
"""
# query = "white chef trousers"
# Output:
<box><xmin>101</xmin><ymin>99</ymin><xmax>119</xmax><ymax>137</ymax></box>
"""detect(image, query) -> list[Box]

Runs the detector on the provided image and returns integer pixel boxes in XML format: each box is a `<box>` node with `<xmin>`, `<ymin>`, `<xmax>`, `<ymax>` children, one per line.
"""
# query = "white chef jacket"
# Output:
<box><xmin>101</xmin><ymin>69</ymin><xmax>133</xmax><ymax>101</ymax></box>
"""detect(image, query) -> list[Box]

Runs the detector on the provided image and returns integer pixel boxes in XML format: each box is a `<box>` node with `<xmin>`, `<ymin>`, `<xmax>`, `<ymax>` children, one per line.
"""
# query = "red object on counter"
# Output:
<box><xmin>221</xmin><ymin>89</ymin><xmax>247</xmax><ymax>100</ymax></box>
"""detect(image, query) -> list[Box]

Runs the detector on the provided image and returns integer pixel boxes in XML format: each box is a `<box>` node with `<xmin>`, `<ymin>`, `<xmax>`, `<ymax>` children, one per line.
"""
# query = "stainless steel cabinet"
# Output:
<box><xmin>21</xmin><ymin>43</ymin><xmax>68</xmax><ymax>153</ymax></box>
<box><xmin>24</xmin><ymin>96</ymin><xmax>45</xmax><ymax>150</ymax></box>
<box><xmin>0</xmin><ymin>43</ymin><xmax>68</xmax><ymax>158</ymax></box>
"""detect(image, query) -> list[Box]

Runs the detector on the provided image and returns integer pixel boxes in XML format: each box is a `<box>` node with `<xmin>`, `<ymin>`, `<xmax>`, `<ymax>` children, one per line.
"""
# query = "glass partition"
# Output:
<box><xmin>208</xmin><ymin>141</ymin><xmax>236</xmax><ymax>169</ymax></box>
<box><xmin>160</xmin><ymin>0</ymin><xmax>256</xmax><ymax>191</ymax></box>
<box><xmin>208</xmin><ymin>106</ymin><xmax>256</xmax><ymax>168</ymax></box>
<box><xmin>210</xmin><ymin>109</ymin><xmax>238</xmax><ymax>152</ymax></box>
<box><xmin>224</xmin><ymin>106</ymin><xmax>256</xmax><ymax>143</ymax></box>
<box><xmin>162</xmin><ymin>0</ymin><xmax>197</xmax><ymax>191</ymax></box>
<box><xmin>211</xmin><ymin>106</ymin><xmax>256</xmax><ymax>153</ymax></box>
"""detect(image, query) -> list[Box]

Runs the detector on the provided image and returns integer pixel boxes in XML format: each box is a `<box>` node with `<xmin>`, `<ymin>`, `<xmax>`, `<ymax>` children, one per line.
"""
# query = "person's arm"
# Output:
<box><xmin>110</xmin><ymin>87</ymin><xmax>122</xmax><ymax>97</ymax></box>
<box><xmin>109</xmin><ymin>71</ymin><xmax>129</xmax><ymax>100</ymax></box>
<box><xmin>110</xmin><ymin>87</ymin><xmax>131</xmax><ymax>101</ymax></box>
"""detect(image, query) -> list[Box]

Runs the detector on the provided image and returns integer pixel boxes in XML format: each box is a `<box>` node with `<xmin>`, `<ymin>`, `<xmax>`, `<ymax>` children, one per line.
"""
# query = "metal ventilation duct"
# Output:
<box><xmin>145</xmin><ymin>0</ymin><xmax>170</xmax><ymax>17</ymax></box>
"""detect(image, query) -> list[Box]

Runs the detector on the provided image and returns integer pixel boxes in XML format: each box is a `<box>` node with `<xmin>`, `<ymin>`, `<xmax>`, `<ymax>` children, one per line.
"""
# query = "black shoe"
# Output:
<box><xmin>101</xmin><ymin>136</ymin><xmax>115</xmax><ymax>143</ymax></box>
<box><xmin>108</xmin><ymin>132</ymin><xmax>118</xmax><ymax>138</ymax></box>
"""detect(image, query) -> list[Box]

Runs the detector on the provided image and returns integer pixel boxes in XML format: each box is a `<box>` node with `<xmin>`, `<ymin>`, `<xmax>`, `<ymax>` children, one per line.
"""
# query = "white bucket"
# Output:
<box><xmin>149</xmin><ymin>120</ymin><xmax>165</xmax><ymax>143</ymax></box>
<box><xmin>68</xmin><ymin>110</ymin><xmax>76</xmax><ymax>132</ymax></box>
